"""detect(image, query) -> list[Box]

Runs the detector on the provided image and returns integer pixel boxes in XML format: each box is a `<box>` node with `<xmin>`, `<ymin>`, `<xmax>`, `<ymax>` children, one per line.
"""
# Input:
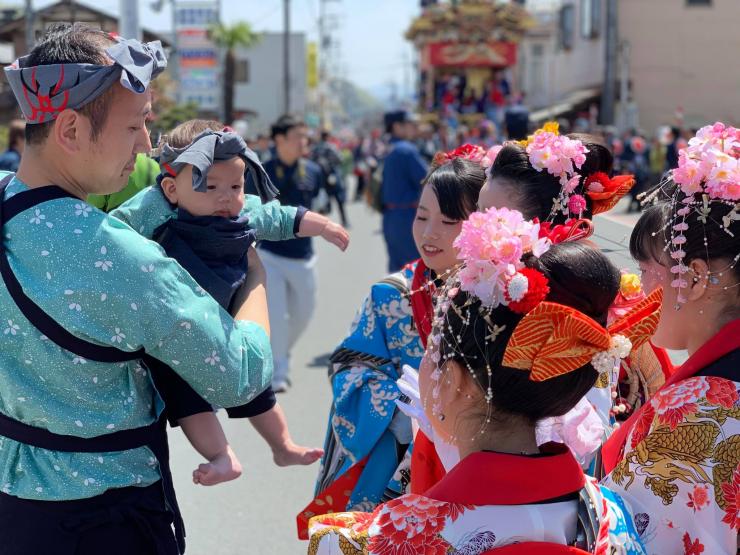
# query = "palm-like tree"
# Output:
<box><xmin>209</xmin><ymin>22</ymin><xmax>260</xmax><ymax>124</ymax></box>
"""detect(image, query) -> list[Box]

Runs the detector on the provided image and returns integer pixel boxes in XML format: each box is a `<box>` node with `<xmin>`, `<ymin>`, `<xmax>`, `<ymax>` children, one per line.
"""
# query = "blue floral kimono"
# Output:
<box><xmin>315</xmin><ymin>261</ymin><xmax>426</xmax><ymax>512</ymax></box>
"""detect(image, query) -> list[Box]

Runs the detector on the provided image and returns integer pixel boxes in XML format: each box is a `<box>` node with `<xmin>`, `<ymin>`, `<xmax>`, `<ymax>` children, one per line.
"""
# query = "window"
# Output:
<box><xmin>528</xmin><ymin>44</ymin><xmax>545</xmax><ymax>100</ymax></box>
<box><xmin>560</xmin><ymin>4</ymin><xmax>575</xmax><ymax>50</ymax></box>
<box><xmin>581</xmin><ymin>0</ymin><xmax>602</xmax><ymax>38</ymax></box>
<box><xmin>235</xmin><ymin>60</ymin><xmax>249</xmax><ymax>83</ymax></box>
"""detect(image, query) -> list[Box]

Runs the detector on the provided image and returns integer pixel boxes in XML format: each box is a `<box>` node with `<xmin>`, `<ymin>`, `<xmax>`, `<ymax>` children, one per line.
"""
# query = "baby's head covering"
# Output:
<box><xmin>4</xmin><ymin>37</ymin><xmax>167</xmax><ymax>124</ymax></box>
<box><xmin>159</xmin><ymin>129</ymin><xmax>278</xmax><ymax>203</ymax></box>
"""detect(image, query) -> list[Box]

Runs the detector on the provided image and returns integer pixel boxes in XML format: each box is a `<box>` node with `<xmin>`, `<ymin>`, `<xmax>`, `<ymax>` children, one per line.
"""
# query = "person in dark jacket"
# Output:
<box><xmin>381</xmin><ymin>110</ymin><xmax>428</xmax><ymax>271</ymax></box>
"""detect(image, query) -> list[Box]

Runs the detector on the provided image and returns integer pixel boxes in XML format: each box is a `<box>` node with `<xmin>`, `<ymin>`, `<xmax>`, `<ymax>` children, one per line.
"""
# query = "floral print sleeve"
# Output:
<box><xmin>0</xmin><ymin>178</ymin><xmax>272</xmax><ymax>502</ymax></box>
<box><xmin>22</xmin><ymin>201</ymin><xmax>273</xmax><ymax>409</ymax></box>
<box><xmin>108</xmin><ymin>184</ymin><xmax>173</xmax><ymax>237</ymax></box>
<box><xmin>603</xmin><ymin>376</ymin><xmax>740</xmax><ymax>554</ymax></box>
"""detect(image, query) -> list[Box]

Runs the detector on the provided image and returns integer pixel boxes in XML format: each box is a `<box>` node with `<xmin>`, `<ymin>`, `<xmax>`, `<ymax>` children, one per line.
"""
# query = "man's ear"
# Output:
<box><xmin>52</xmin><ymin>109</ymin><xmax>83</xmax><ymax>155</ymax></box>
<box><xmin>160</xmin><ymin>176</ymin><xmax>178</xmax><ymax>205</ymax></box>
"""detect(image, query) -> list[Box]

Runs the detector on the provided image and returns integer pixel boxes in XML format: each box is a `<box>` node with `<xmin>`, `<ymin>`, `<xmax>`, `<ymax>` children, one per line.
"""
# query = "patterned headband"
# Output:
<box><xmin>159</xmin><ymin>129</ymin><xmax>278</xmax><ymax>203</ymax></box>
<box><xmin>4</xmin><ymin>38</ymin><xmax>167</xmax><ymax>124</ymax></box>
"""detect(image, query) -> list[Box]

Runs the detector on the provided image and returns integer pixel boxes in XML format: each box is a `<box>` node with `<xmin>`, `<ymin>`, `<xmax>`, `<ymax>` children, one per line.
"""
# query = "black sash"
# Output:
<box><xmin>0</xmin><ymin>175</ymin><xmax>185</xmax><ymax>554</ymax></box>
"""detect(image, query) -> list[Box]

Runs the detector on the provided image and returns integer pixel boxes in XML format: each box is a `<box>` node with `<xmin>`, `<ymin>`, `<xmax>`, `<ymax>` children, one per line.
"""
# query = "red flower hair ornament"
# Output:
<box><xmin>585</xmin><ymin>172</ymin><xmax>636</xmax><ymax>215</ymax></box>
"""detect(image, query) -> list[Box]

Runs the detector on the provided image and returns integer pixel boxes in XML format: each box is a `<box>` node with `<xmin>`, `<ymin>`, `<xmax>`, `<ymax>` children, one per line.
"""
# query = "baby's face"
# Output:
<box><xmin>172</xmin><ymin>157</ymin><xmax>246</xmax><ymax>218</ymax></box>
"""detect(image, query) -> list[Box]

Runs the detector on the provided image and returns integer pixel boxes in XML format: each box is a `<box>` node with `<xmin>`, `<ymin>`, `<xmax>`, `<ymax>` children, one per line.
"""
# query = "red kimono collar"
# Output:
<box><xmin>602</xmin><ymin>318</ymin><xmax>740</xmax><ymax>473</ymax></box>
<box><xmin>409</xmin><ymin>258</ymin><xmax>434</xmax><ymax>348</ymax></box>
<box><xmin>424</xmin><ymin>443</ymin><xmax>585</xmax><ymax>506</ymax></box>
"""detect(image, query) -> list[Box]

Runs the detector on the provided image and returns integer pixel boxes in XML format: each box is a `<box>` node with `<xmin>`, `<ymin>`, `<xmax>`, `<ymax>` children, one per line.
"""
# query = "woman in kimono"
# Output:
<box><xmin>308</xmin><ymin>208</ymin><xmax>656</xmax><ymax>554</ymax></box>
<box><xmin>601</xmin><ymin>123</ymin><xmax>740</xmax><ymax>554</ymax></box>
<box><xmin>408</xmin><ymin>127</ymin><xmax>671</xmax><ymax>492</ymax></box>
<box><xmin>303</xmin><ymin>148</ymin><xmax>490</xmax><ymax>526</ymax></box>
<box><xmin>0</xmin><ymin>25</ymin><xmax>272</xmax><ymax>554</ymax></box>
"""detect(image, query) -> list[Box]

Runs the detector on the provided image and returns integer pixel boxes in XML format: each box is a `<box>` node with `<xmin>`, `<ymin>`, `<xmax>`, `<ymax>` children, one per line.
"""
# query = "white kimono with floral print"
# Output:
<box><xmin>604</xmin><ymin>375</ymin><xmax>740</xmax><ymax>554</ymax></box>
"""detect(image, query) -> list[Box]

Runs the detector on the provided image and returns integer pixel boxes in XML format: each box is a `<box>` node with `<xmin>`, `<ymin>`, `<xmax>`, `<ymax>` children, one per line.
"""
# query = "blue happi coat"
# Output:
<box><xmin>316</xmin><ymin>261</ymin><xmax>425</xmax><ymax>511</ymax></box>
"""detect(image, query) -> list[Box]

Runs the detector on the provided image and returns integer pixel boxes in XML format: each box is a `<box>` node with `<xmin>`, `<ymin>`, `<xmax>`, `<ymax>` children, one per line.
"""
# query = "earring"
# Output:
<box><xmin>438</xmin><ymin>413</ymin><xmax>445</xmax><ymax>422</ymax></box>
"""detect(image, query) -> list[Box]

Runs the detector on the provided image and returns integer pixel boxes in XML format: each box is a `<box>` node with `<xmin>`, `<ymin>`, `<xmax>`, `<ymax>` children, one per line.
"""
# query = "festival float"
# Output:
<box><xmin>406</xmin><ymin>0</ymin><xmax>531</xmax><ymax>125</ymax></box>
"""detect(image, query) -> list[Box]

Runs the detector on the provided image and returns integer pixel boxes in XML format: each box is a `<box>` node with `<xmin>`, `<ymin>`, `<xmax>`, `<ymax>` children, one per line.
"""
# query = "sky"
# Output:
<box><xmin>23</xmin><ymin>0</ymin><xmax>421</xmax><ymax>99</ymax></box>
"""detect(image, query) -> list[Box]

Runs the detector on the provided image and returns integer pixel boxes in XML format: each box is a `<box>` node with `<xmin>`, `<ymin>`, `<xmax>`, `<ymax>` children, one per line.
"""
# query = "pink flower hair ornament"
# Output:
<box><xmin>516</xmin><ymin>122</ymin><xmax>590</xmax><ymax>220</ymax></box>
<box><xmin>452</xmin><ymin>207</ymin><xmax>551</xmax><ymax>312</ymax></box>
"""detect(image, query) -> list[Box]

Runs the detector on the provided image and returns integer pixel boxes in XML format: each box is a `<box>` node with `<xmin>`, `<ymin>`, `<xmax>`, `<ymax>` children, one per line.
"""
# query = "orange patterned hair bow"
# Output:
<box><xmin>503</xmin><ymin>288</ymin><xmax>663</xmax><ymax>382</ymax></box>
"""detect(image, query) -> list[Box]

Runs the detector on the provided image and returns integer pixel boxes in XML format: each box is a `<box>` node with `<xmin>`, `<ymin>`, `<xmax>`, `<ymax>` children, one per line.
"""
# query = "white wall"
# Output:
<box><xmin>233</xmin><ymin>32</ymin><xmax>307</xmax><ymax>134</ymax></box>
<box><xmin>519</xmin><ymin>0</ymin><xmax>605</xmax><ymax>110</ymax></box>
<box><xmin>620</xmin><ymin>0</ymin><xmax>740</xmax><ymax>131</ymax></box>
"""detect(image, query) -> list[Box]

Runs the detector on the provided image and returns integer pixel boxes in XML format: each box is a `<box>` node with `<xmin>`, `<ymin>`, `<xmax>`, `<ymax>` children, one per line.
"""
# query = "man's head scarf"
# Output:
<box><xmin>159</xmin><ymin>129</ymin><xmax>278</xmax><ymax>203</ymax></box>
<box><xmin>4</xmin><ymin>37</ymin><xmax>167</xmax><ymax>124</ymax></box>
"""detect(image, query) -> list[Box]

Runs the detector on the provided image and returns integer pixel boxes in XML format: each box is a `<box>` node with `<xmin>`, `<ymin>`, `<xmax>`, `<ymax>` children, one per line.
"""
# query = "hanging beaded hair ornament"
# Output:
<box><xmin>640</xmin><ymin>122</ymin><xmax>740</xmax><ymax>309</ymax></box>
<box><xmin>425</xmin><ymin>207</ymin><xmax>662</xmax><ymax>438</ymax></box>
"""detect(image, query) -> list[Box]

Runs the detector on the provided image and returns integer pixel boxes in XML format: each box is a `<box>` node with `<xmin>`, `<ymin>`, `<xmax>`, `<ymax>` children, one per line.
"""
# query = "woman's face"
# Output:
<box><xmin>478</xmin><ymin>177</ymin><xmax>524</xmax><ymax>212</ymax></box>
<box><xmin>412</xmin><ymin>185</ymin><xmax>464</xmax><ymax>274</ymax></box>
<box><xmin>637</xmin><ymin>258</ymin><xmax>687</xmax><ymax>350</ymax></box>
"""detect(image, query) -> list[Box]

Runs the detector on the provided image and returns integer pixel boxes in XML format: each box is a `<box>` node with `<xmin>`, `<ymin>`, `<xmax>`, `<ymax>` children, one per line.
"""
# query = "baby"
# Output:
<box><xmin>112</xmin><ymin>119</ymin><xmax>349</xmax><ymax>484</ymax></box>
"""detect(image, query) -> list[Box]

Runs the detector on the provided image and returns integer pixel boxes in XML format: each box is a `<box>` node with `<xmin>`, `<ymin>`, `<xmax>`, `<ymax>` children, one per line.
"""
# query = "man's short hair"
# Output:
<box><xmin>23</xmin><ymin>23</ymin><xmax>116</xmax><ymax>146</ymax></box>
<box><xmin>271</xmin><ymin>114</ymin><xmax>305</xmax><ymax>140</ymax></box>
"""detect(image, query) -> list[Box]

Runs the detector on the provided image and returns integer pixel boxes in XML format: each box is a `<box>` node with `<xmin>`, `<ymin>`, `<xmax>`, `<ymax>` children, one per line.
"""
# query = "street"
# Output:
<box><xmin>168</xmin><ymin>198</ymin><xmax>673</xmax><ymax>555</ymax></box>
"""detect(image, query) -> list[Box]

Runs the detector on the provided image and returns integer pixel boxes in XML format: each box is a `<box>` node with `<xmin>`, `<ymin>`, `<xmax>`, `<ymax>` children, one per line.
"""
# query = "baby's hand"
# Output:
<box><xmin>321</xmin><ymin>221</ymin><xmax>350</xmax><ymax>251</ymax></box>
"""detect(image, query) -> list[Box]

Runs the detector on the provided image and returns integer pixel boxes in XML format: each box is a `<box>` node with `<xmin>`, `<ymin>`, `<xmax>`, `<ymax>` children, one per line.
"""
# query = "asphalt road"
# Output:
<box><xmin>168</xmin><ymin>197</ymin><xmax>684</xmax><ymax>555</ymax></box>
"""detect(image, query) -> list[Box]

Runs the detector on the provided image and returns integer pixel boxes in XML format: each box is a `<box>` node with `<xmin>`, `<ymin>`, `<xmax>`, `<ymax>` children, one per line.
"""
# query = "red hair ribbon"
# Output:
<box><xmin>585</xmin><ymin>173</ymin><xmax>635</xmax><ymax>215</ymax></box>
<box><xmin>537</xmin><ymin>218</ymin><xmax>594</xmax><ymax>244</ymax></box>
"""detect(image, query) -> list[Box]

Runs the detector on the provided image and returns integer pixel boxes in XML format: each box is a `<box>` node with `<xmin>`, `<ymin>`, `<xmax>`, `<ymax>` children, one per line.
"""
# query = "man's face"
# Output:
<box><xmin>394</xmin><ymin>121</ymin><xmax>418</xmax><ymax>141</ymax></box>
<box><xmin>276</xmin><ymin>125</ymin><xmax>308</xmax><ymax>163</ymax></box>
<box><xmin>77</xmin><ymin>86</ymin><xmax>153</xmax><ymax>195</ymax></box>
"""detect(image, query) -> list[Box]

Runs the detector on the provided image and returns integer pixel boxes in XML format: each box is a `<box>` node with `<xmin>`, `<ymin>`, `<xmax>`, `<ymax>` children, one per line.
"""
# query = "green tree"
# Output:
<box><xmin>209</xmin><ymin>22</ymin><xmax>261</xmax><ymax>125</ymax></box>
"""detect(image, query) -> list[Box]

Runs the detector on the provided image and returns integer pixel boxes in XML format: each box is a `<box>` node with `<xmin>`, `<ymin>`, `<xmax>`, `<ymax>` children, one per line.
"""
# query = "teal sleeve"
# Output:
<box><xmin>243</xmin><ymin>194</ymin><xmax>298</xmax><ymax>241</ymax></box>
<box><xmin>109</xmin><ymin>185</ymin><xmax>175</xmax><ymax>239</ymax></box>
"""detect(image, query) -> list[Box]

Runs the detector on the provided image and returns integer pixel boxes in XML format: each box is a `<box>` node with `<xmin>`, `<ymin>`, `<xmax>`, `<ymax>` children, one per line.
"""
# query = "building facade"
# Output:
<box><xmin>232</xmin><ymin>32</ymin><xmax>307</xmax><ymax>135</ymax></box>
<box><xmin>619</xmin><ymin>0</ymin><xmax>740</xmax><ymax>132</ymax></box>
<box><xmin>517</xmin><ymin>0</ymin><xmax>606</xmax><ymax>122</ymax></box>
<box><xmin>517</xmin><ymin>0</ymin><xmax>605</xmax><ymax>122</ymax></box>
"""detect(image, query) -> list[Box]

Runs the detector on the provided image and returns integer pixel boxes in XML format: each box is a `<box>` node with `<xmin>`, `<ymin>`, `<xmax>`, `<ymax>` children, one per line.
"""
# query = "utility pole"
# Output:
<box><xmin>601</xmin><ymin>0</ymin><xmax>618</xmax><ymax>125</ymax></box>
<box><xmin>318</xmin><ymin>0</ymin><xmax>326</xmax><ymax>128</ymax></box>
<box><xmin>119</xmin><ymin>0</ymin><xmax>141</xmax><ymax>40</ymax></box>
<box><xmin>24</xmin><ymin>0</ymin><xmax>34</xmax><ymax>52</ymax></box>
<box><xmin>283</xmin><ymin>0</ymin><xmax>291</xmax><ymax>115</ymax></box>
<box><xmin>317</xmin><ymin>0</ymin><xmax>341</xmax><ymax>129</ymax></box>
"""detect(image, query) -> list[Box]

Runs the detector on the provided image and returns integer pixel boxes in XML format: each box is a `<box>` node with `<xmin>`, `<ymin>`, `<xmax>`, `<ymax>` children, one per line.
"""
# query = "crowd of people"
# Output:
<box><xmin>0</xmin><ymin>23</ymin><xmax>738</xmax><ymax>555</ymax></box>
